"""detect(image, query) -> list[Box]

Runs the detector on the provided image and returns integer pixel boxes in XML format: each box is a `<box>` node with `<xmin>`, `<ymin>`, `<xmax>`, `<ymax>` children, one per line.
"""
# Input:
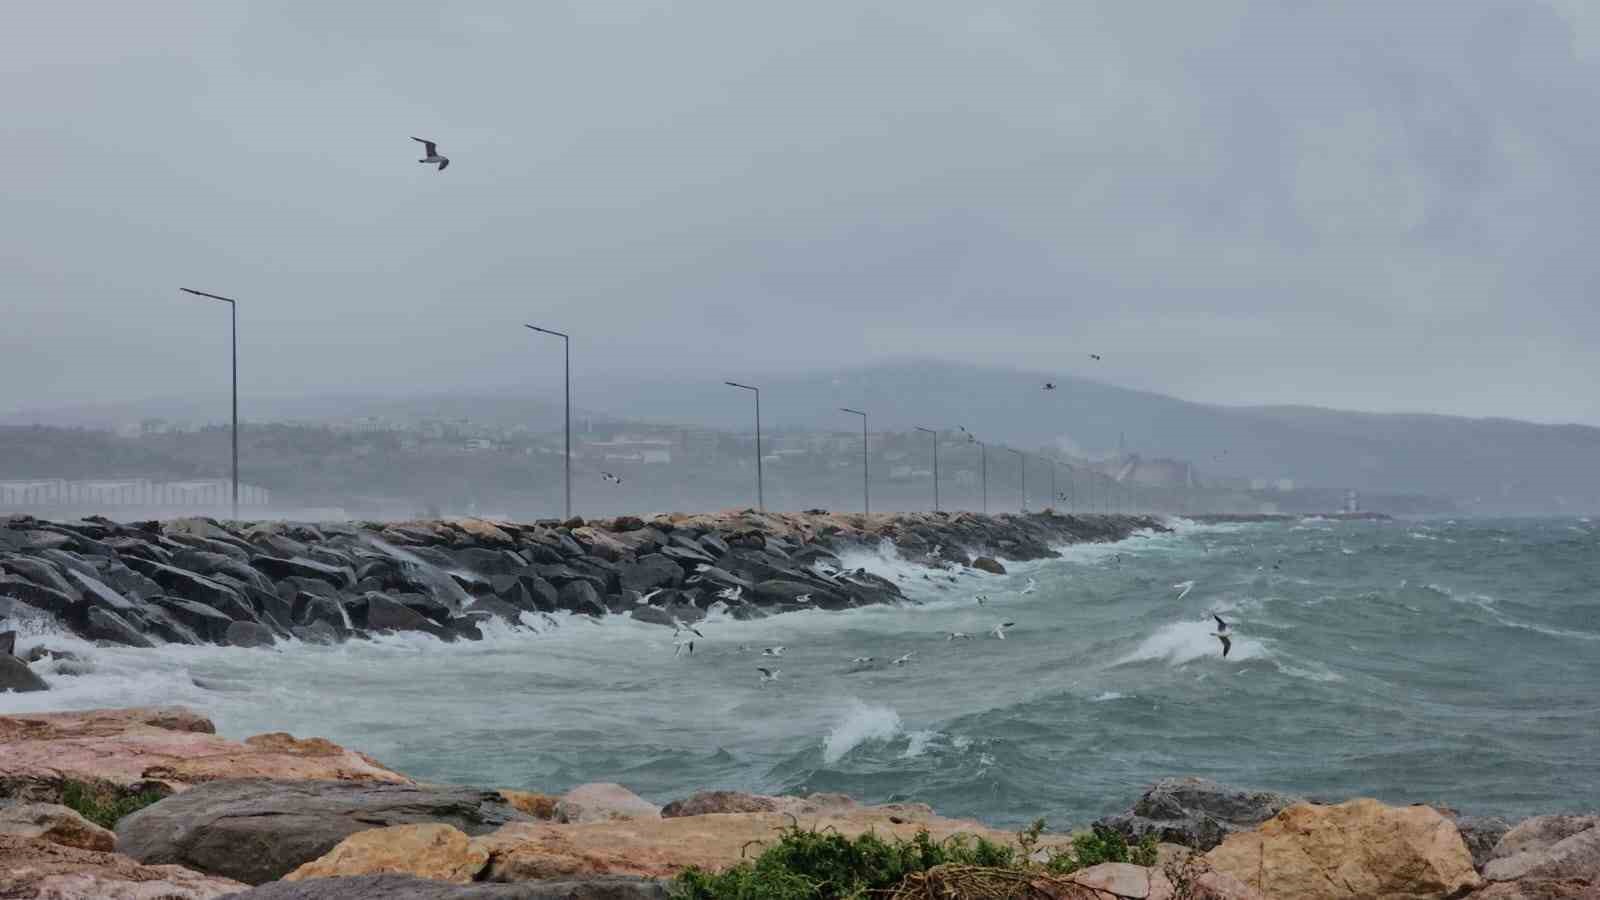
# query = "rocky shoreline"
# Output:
<box><xmin>1</xmin><ymin>706</ymin><xmax>1594</xmax><ymax>899</ymax></box>
<box><xmin>0</xmin><ymin>510</ymin><xmax>1161</xmax><ymax>691</ymax></box>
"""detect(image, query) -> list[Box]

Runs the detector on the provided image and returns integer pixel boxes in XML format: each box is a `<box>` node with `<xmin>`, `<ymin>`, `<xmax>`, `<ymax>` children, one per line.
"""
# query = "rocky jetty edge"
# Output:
<box><xmin>0</xmin><ymin>509</ymin><xmax>1160</xmax><ymax>686</ymax></box>
<box><xmin>1</xmin><ymin>705</ymin><xmax>1592</xmax><ymax>899</ymax></box>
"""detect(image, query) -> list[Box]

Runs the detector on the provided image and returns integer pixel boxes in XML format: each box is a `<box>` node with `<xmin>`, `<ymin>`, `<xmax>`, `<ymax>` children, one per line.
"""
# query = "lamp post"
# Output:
<box><xmin>914</xmin><ymin>426</ymin><xmax>938</xmax><ymax>512</ymax></box>
<box><xmin>524</xmin><ymin>324</ymin><xmax>571</xmax><ymax>520</ymax></box>
<box><xmin>1007</xmin><ymin>448</ymin><xmax>1025</xmax><ymax>512</ymax></box>
<box><xmin>724</xmin><ymin>382</ymin><xmax>764</xmax><ymax>512</ymax></box>
<box><xmin>839</xmin><ymin>408</ymin><xmax>868</xmax><ymax>515</ymax></box>
<box><xmin>179</xmin><ymin>288</ymin><xmax>238</xmax><ymax>520</ymax></box>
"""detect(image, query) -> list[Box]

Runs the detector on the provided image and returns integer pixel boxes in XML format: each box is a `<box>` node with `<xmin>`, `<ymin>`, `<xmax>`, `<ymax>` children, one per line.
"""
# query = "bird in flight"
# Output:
<box><xmin>990</xmin><ymin>621</ymin><xmax>1016</xmax><ymax>639</ymax></box>
<box><xmin>1173</xmin><ymin>580</ymin><xmax>1196</xmax><ymax>601</ymax></box>
<box><xmin>672</xmin><ymin>618</ymin><xmax>703</xmax><ymax>639</ymax></box>
<box><xmin>1042</xmin><ymin>382</ymin><xmax>1057</xmax><ymax>391</ymax></box>
<box><xmin>1089</xmin><ymin>354</ymin><xmax>1102</xmax><ymax>361</ymax></box>
<box><xmin>946</xmin><ymin>631</ymin><xmax>974</xmax><ymax>641</ymax></box>
<box><xmin>976</xmin><ymin>594</ymin><xmax>989</xmax><ymax>606</ymax></box>
<box><xmin>761</xmin><ymin>646</ymin><xmax>786</xmax><ymax>657</ymax></box>
<box><xmin>411</xmin><ymin>137</ymin><xmax>449</xmax><ymax>170</ymax></box>
<box><xmin>849</xmin><ymin>656</ymin><xmax>874</xmax><ymax>666</ymax></box>
<box><xmin>1212</xmin><ymin>613</ymin><xmax>1232</xmax><ymax>657</ymax></box>
<box><xmin>1021</xmin><ymin>578</ymin><xmax>1038</xmax><ymax>595</ymax></box>
<box><xmin>633</xmin><ymin>588</ymin><xmax>664</xmax><ymax>605</ymax></box>
<box><xmin>674</xmin><ymin>638</ymin><xmax>695</xmax><ymax>656</ymax></box>
<box><xmin>757</xmin><ymin>667</ymin><xmax>780</xmax><ymax>684</ymax></box>
<box><xmin>892</xmin><ymin>651</ymin><xmax>915</xmax><ymax>666</ymax></box>
<box><xmin>794</xmin><ymin>593</ymin><xmax>813</xmax><ymax>605</ymax></box>
<box><xmin>601</xmin><ymin>472</ymin><xmax>623</xmax><ymax>485</ymax></box>
<box><xmin>716</xmin><ymin>585</ymin><xmax>743</xmax><ymax>602</ymax></box>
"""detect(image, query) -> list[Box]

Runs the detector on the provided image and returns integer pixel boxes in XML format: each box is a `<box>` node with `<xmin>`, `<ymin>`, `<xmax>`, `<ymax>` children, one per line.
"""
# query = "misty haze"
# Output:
<box><xmin>2</xmin><ymin>4</ymin><xmax>1597</xmax><ymax>899</ymax></box>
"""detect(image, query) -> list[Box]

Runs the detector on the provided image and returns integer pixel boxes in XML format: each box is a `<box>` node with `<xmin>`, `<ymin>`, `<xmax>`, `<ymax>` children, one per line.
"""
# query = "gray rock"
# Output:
<box><xmin>153</xmin><ymin>597</ymin><xmax>236</xmax><ymax>643</ymax></box>
<box><xmin>67</xmin><ymin>568</ymin><xmax>140</xmax><ymax>617</ymax></box>
<box><xmin>139</xmin><ymin>601</ymin><xmax>205</xmax><ymax>645</ymax></box>
<box><xmin>1450</xmin><ymin>814</ymin><xmax>1513</xmax><ymax>872</ymax></box>
<box><xmin>220</xmin><ymin>874</ymin><xmax>670</xmax><ymax>900</ymax></box>
<box><xmin>1484</xmin><ymin>816</ymin><xmax>1600</xmax><ymax>883</ymax></box>
<box><xmin>558</xmin><ymin>580</ymin><xmax>606</xmax><ymax>616</ymax></box>
<box><xmin>752</xmin><ymin>579</ymin><xmax>846</xmax><ymax>609</ymax></box>
<box><xmin>366</xmin><ymin>593</ymin><xmax>437</xmax><ymax>633</ymax></box>
<box><xmin>124</xmin><ymin>558</ymin><xmax>249</xmax><ymax>612</ymax></box>
<box><xmin>0</xmin><ymin>654</ymin><xmax>48</xmax><ymax>692</ymax></box>
<box><xmin>116</xmin><ymin>778</ymin><xmax>533</xmax><ymax>885</ymax></box>
<box><xmin>250</xmin><ymin>555</ymin><xmax>356</xmax><ymax>588</ymax></box>
<box><xmin>0</xmin><ymin>555</ymin><xmax>80</xmax><ymax>599</ymax></box>
<box><xmin>291</xmin><ymin>621</ymin><xmax>341</xmax><ymax>645</ymax></box>
<box><xmin>698</xmin><ymin>533</ymin><xmax>730</xmax><ymax>557</ymax></box>
<box><xmin>84</xmin><ymin>605</ymin><xmax>156</xmax><ymax>647</ymax></box>
<box><xmin>463</xmin><ymin>595</ymin><xmax>526</xmax><ymax>625</ymax></box>
<box><xmin>0</xmin><ymin>574</ymin><xmax>80</xmax><ymax>619</ymax></box>
<box><xmin>0</xmin><ymin>630</ymin><xmax>12</xmax><ymax>656</ymax></box>
<box><xmin>971</xmin><ymin>556</ymin><xmax>1007</xmax><ymax>575</ymax></box>
<box><xmin>225</xmin><ymin>620</ymin><xmax>277</xmax><ymax>648</ymax></box>
<box><xmin>1094</xmin><ymin>777</ymin><xmax>1303</xmax><ymax>851</ymax></box>
<box><xmin>617</xmin><ymin>554</ymin><xmax>683</xmax><ymax>594</ymax></box>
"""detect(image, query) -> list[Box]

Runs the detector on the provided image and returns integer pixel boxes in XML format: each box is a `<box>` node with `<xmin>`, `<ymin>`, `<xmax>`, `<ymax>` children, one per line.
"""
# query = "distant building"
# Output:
<box><xmin>584</xmin><ymin>436</ymin><xmax>672</xmax><ymax>464</ymax></box>
<box><xmin>0</xmin><ymin>478</ymin><xmax>271</xmax><ymax>509</ymax></box>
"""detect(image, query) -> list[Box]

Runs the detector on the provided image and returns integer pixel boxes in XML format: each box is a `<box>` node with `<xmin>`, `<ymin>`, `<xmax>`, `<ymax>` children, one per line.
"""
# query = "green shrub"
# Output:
<box><xmin>60</xmin><ymin>780</ymin><xmax>166</xmax><ymax>830</ymax></box>
<box><xmin>672</xmin><ymin>822</ymin><xmax>1016</xmax><ymax>900</ymax></box>
<box><xmin>1044</xmin><ymin>825</ymin><xmax>1158</xmax><ymax>875</ymax></box>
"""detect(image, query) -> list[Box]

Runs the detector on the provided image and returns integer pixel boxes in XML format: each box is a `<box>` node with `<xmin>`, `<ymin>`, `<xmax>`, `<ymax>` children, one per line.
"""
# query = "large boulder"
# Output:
<box><xmin>284</xmin><ymin>823</ymin><xmax>489</xmax><ymax>883</ymax></box>
<box><xmin>0</xmin><ymin>707</ymin><xmax>407</xmax><ymax>803</ymax></box>
<box><xmin>0</xmin><ymin>802</ymin><xmax>116</xmax><ymax>851</ymax></box>
<box><xmin>556</xmin><ymin>784</ymin><xmax>661</xmax><ymax>824</ymax></box>
<box><xmin>251</xmin><ymin>555</ymin><xmax>356</xmax><ymax>589</ymax></box>
<box><xmin>0</xmin><ymin>574</ymin><xmax>81</xmax><ymax>619</ymax></box>
<box><xmin>1203</xmin><ymin>798</ymin><xmax>1481</xmax><ymax>899</ymax></box>
<box><xmin>660</xmin><ymin>791</ymin><xmax>779</xmax><ymax>818</ymax></box>
<box><xmin>0</xmin><ymin>654</ymin><xmax>48</xmax><ymax>692</ymax></box>
<box><xmin>971</xmin><ymin>556</ymin><xmax>1007</xmax><ymax>574</ymax></box>
<box><xmin>220</xmin><ymin>874</ymin><xmax>670</xmax><ymax>899</ymax></box>
<box><xmin>115</xmin><ymin>778</ymin><xmax>531</xmax><ymax>885</ymax></box>
<box><xmin>617</xmin><ymin>555</ymin><xmax>682</xmax><ymax>594</ymax></box>
<box><xmin>557</xmin><ymin>581</ymin><xmax>607</xmax><ymax>617</ymax></box>
<box><xmin>0</xmin><ymin>834</ymin><xmax>246</xmax><ymax>899</ymax></box>
<box><xmin>224</xmin><ymin>620</ymin><xmax>277</xmax><ymax>648</ymax></box>
<box><xmin>1096</xmin><ymin>777</ymin><xmax>1302</xmax><ymax>851</ymax></box>
<box><xmin>83</xmin><ymin>606</ymin><xmax>156</xmax><ymax>648</ymax></box>
<box><xmin>1483</xmin><ymin>816</ymin><xmax>1600</xmax><ymax>885</ymax></box>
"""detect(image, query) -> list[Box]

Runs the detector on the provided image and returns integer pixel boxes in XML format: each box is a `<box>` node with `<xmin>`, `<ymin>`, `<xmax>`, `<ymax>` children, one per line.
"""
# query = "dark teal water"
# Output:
<box><xmin>6</xmin><ymin>517</ymin><xmax>1597</xmax><ymax>827</ymax></box>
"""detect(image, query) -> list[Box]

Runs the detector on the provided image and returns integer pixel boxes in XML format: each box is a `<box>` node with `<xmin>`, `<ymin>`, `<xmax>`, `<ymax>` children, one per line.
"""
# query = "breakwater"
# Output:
<box><xmin>0</xmin><ymin>510</ymin><xmax>1164</xmax><ymax>668</ymax></box>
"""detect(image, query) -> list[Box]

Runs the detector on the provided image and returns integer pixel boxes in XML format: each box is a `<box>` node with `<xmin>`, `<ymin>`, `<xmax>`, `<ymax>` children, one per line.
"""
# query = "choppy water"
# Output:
<box><xmin>5</xmin><ymin>517</ymin><xmax>1598</xmax><ymax>828</ymax></box>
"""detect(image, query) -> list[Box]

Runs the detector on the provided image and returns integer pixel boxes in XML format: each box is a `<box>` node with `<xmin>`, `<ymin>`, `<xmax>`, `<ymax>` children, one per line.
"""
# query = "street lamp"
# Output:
<box><xmin>839</xmin><ymin>408</ymin><xmax>868</xmax><ymax>515</ymax></box>
<box><xmin>524</xmin><ymin>324</ymin><xmax>571</xmax><ymax>520</ymax></box>
<box><xmin>724</xmin><ymin>382</ymin><xmax>764</xmax><ymax>512</ymax></box>
<box><xmin>179</xmin><ymin>288</ymin><xmax>239</xmax><ymax>520</ymax></box>
<box><xmin>1007</xmin><ymin>448</ymin><xmax>1025</xmax><ymax>512</ymax></box>
<box><xmin>914</xmin><ymin>426</ymin><xmax>938</xmax><ymax>512</ymax></box>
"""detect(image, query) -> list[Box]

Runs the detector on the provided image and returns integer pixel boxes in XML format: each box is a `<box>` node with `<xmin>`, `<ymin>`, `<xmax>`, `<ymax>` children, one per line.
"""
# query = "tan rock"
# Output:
<box><xmin>661</xmin><ymin>790</ymin><xmax>780</xmax><ymax>818</ymax></box>
<box><xmin>1069</xmin><ymin>862</ymin><xmax>1157</xmax><ymax>897</ymax></box>
<box><xmin>556</xmin><ymin>783</ymin><xmax>661</xmax><ymax>823</ymax></box>
<box><xmin>0</xmin><ymin>706</ymin><xmax>410</xmax><ymax>801</ymax></box>
<box><xmin>450</xmin><ymin>517</ymin><xmax>516</xmax><ymax>546</ymax></box>
<box><xmin>0</xmin><ymin>802</ymin><xmax>116</xmax><ymax>852</ymax></box>
<box><xmin>500</xmin><ymin>790</ymin><xmax>559</xmax><ymax>819</ymax></box>
<box><xmin>1204</xmin><ymin>798</ymin><xmax>1481</xmax><ymax>899</ymax></box>
<box><xmin>0</xmin><ymin>834</ymin><xmax>246</xmax><ymax>899</ymax></box>
<box><xmin>474</xmin><ymin>803</ymin><xmax>1067</xmax><ymax>881</ymax></box>
<box><xmin>1493</xmin><ymin>817</ymin><xmax>1600</xmax><ymax>862</ymax></box>
<box><xmin>1484</xmin><ymin>826</ymin><xmax>1600</xmax><ymax>884</ymax></box>
<box><xmin>284</xmin><ymin>823</ymin><xmax>489</xmax><ymax>884</ymax></box>
<box><xmin>1466</xmin><ymin>880</ymin><xmax>1600</xmax><ymax>899</ymax></box>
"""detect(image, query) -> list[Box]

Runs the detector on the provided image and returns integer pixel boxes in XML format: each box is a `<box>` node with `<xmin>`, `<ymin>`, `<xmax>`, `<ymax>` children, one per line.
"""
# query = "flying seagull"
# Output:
<box><xmin>1021</xmin><ymin>578</ymin><xmax>1038</xmax><ymax>595</ymax></box>
<box><xmin>1214</xmin><ymin>633</ymin><xmax>1232</xmax><ymax>658</ymax></box>
<box><xmin>1089</xmin><ymin>354</ymin><xmax>1102</xmax><ymax>361</ymax></box>
<box><xmin>990</xmin><ymin>621</ymin><xmax>1016</xmax><ymax>639</ymax></box>
<box><xmin>757</xmin><ymin>666</ymin><xmax>780</xmax><ymax>683</ymax></box>
<box><xmin>411</xmin><ymin>137</ymin><xmax>449</xmax><ymax>170</ymax></box>
<box><xmin>946</xmin><ymin>631</ymin><xmax>974</xmax><ymax>641</ymax></box>
<box><xmin>716</xmin><ymin>585</ymin><xmax>743</xmax><ymax>602</ymax></box>
<box><xmin>761</xmin><ymin>646</ymin><xmax>786</xmax><ymax>657</ymax></box>
<box><xmin>672</xmin><ymin>618</ymin><xmax>704</xmax><ymax>638</ymax></box>
<box><xmin>891</xmin><ymin>651</ymin><xmax>915</xmax><ymax>666</ymax></box>
<box><xmin>794</xmin><ymin>593</ymin><xmax>813</xmax><ymax>604</ymax></box>
<box><xmin>1043</xmin><ymin>382</ymin><xmax>1057</xmax><ymax>391</ymax></box>
<box><xmin>674</xmin><ymin>638</ymin><xmax>695</xmax><ymax>656</ymax></box>
<box><xmin>633</xmin><ymin>588</ymin><xmax>664</xmax><ymax>605</ymax></box>
<box><xmin>976</xmin><ymin>594</ymin><xmax>989</xmax><ymax>606</ymax></box>
<box><xmin>1173</xmin><ymin>580</ymin><xmax>1196</xmax><ymax>601</ymax></box>
<box><xmin>849</xmin><ymin>656</ymin><xmax>874</xmax><ymax>666</ymax></box>
<box><xmin>1211</xmin><ymin>613</ymin><xmax>1230</xmax><ymax>634</ymax></box>
<box><xmin>601</xmin><ymin>472</ymin><xmax>623</xmax><ymax>485</ymax></box>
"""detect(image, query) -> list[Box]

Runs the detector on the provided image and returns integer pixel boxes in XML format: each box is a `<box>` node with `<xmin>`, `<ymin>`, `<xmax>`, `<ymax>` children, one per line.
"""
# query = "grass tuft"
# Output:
<box><xmin>59</xmin><ymin>780</ymin><xmax>166</xmax><ymax>830</ymax></box>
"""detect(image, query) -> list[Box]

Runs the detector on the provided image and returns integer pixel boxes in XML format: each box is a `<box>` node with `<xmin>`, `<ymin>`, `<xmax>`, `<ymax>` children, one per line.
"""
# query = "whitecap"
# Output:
<box><xmin>820</xmin><ymin>700</ymin><xmax>903</xmax><ymax>764</ymax></box>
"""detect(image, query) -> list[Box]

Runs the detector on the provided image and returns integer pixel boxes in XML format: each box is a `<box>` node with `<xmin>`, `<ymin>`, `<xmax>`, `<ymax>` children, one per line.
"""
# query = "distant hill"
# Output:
<box><xmin>4</xmin><ymin>360</ymin><xmax>1594</xmax><ymax>513</ymax></box>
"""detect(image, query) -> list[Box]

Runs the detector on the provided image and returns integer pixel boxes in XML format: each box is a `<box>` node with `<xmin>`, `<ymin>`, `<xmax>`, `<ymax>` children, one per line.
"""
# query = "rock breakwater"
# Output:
<box><xmin>0</xmin><ymin>510</ymin><xmax>1162</xmax><ymax>672</ymax></box>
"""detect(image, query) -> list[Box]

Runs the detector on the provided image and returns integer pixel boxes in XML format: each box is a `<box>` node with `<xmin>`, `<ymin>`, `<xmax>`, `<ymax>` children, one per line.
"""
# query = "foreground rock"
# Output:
<box><xmin>0</xmin><ymin>511</ymin><xmax>1163</xmax><ymax>650</ymax></box>
<box><xmin>1476</xmin><ymin>815</ymin><xmax>1600</xmax><ymax>896</ymax></box>
<box><xmin>0</xmin><ymin>651</ymin><xmax>49</xmax><ymax>693</ymax></box>
<box><xmin>284</xmin><ymin>823</ymin><xmax>489</xmax><ymax>883</ymax></box>
<box><xmin>1204</xmin><ymin>798</ymin><xmax>1481</xmax><ymax>899</ymax></box>
<box><xmin>116</xmin><ymin>778</ymin><xmax>533</xmax><ymax>885</ymax></box>
<box><xmin>0</xmin><ymin>707</ymin><xmax>407</xmax><ymax>803</ymax></box>
<box><xmin>1096</xmin><ymin>777</ymin><xmax>1302</xmax><ymax>851</ymax></box>
<box><xmin>472</xmin><ymin>792</ymin><xmax>1062</xmax><ymax>881</ymax></box>
<box><xmin>0</xmin><ymin>802</ymin><xmax>116</xmax><ymax>851</ymax></box>
<box><xmin>0</xmin><ymin>833</ymin><xmax>246</xmax><ymax>899</ymax></box>
<box><xmin>222</xmin><ymin>874</ymin><xmax>670</xmax><ymax>900</ymax></box>
<box><xmin>1054</xmin><ymin>860</ymin><xmax>1264</xmax><ymax>899</ymax></box>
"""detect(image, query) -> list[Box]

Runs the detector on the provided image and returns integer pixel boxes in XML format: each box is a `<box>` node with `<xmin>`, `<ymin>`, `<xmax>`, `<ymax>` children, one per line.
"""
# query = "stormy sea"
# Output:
<box><xmin>4</xmin><ymin>517</ymin><xmax>1597</xmax><ymax>828</ymax></box>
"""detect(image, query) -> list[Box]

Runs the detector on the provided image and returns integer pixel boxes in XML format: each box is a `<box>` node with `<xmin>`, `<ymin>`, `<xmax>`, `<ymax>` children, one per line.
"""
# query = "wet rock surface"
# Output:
<box><xmin>0</xmin><ymin>511</ymin><xmax>1163</xmax><ymax>649</ymax></box>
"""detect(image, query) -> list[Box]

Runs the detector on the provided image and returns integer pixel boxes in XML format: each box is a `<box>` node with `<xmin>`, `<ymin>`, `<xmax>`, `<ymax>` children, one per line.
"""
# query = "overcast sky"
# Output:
<box><xmin>6</xmin><ymin>1</ymin><xmax>1600</xmax><ymax>425</ymax></box>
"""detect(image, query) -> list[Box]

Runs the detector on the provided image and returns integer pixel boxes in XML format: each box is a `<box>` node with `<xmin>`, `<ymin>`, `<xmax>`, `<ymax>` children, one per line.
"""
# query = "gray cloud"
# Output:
<box><xmin>5</xmin><ymin>0</ymin><xmax>1599</xmax><ymax>423</ymax></box>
